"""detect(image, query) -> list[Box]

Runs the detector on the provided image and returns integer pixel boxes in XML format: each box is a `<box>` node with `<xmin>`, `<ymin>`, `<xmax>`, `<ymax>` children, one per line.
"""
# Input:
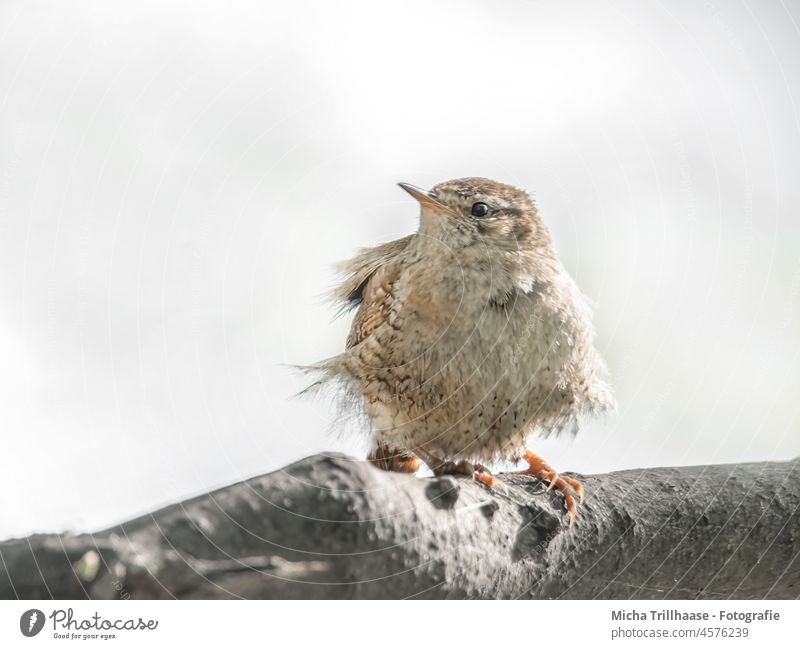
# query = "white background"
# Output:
<box><xmin>0</xmin><ymin>601</ymin><xmax>797</xmax><ymax>647</ymax></box>
<box><xmin>1</xmin><ymin>0</ymin><xmax>799</xmax><ymax>539</ymax></box>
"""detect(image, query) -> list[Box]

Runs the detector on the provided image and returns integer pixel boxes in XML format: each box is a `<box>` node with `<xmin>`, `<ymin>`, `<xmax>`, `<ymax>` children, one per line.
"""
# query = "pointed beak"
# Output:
<box><xmin>397</xmin><ymin>183</ymin><xmax>453</xmax><ymax>214</ymax></box>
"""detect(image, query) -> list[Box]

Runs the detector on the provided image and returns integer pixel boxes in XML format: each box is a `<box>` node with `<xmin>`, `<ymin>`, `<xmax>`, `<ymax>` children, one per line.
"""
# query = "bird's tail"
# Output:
<box><xmin>290</xmin><ymin>354</ymin><xmax>374</xmax><ymax>444</ymax></box>
<box><xmin>290</xmin><ymin>353</ymin><xmax>351</xmax><ymax>398</ymax></box>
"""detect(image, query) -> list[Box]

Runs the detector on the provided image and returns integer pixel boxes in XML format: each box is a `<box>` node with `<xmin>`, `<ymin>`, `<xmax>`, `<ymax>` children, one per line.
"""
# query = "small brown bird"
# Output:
<box><xmin>306</xmin><ymin>177</ymin><xmax>614</xmax><ymax>523</ymax></box>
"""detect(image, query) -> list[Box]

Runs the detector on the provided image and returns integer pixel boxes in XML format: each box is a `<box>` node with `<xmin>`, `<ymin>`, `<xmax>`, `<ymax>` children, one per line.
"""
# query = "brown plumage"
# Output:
<box><xmin>305</xmin><ymin>178</ymin><xmax>614</xmax><ymax>523</ymax></box>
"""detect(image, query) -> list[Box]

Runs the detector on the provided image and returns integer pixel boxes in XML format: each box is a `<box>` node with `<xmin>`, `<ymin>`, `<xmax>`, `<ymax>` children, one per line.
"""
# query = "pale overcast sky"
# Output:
<box><xmin>1</xmin><ymin>0</ymin><xmax>799</xmax><ymax>539</ymax></box>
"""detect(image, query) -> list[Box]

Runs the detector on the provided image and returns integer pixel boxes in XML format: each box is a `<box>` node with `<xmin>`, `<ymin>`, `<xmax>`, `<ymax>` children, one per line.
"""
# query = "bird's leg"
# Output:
<box><xmin>471</xmin><ymin>463</ymin><xmax>494</xmax><ymax>487</ymax></box>
<box><xmin>367</xmin><ymin>444</ymin><xmax>420</xmax><ymax>473</ymax></box>
<box><xmin>515</xmin><ymin>449</ymin><xmax>584</xmax><ymax>525</ymax></box>
<box><xmin>415</xmin><ymin>448</ymin><xmax>494</xmax><ymax>487</ymax></box>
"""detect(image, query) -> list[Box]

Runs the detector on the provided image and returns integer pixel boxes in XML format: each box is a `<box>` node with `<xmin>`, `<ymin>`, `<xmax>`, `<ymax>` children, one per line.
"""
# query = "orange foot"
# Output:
<box><xmin>472</xmin><ymin>464</ymin><xmax>494</xmax><ymax>488</ymax></box>
<box><xmin>433</xmin><ymin>460</ymin><xmax>494</xmax><ymax>488</ymax></box>
<box><xmin>367</xmin><ymin>445</ymin><xmax>420</xmax><ymax>473</ymax></box>
<box><xmin>516</xmin><ymin>450</ymin><xmax>584</xmax><ymax>526</ymax></box>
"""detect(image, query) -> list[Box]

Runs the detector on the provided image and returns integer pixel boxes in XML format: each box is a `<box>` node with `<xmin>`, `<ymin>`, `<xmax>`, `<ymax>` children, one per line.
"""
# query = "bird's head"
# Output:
<box><xmin>398</xmin><ymin>177</ymin><xmax>551</xmax><ymax>255</ymax></box>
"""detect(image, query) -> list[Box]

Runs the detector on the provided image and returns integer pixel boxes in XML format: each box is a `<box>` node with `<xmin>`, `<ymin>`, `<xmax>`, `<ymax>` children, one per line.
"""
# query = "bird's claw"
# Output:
<box><xmin>516</xmin><ymin>450</ymin><xmax>584</xmax><ymax>524</ymax></box>
<box><xmin>472</xmin><ymin>463</ymin><xmax>494</xmax><ymax>487</ymax></box>
<box><xmin>434</xmin><ymin>460</ymin><xmax>494</xmax><ymax>488</ymax></box>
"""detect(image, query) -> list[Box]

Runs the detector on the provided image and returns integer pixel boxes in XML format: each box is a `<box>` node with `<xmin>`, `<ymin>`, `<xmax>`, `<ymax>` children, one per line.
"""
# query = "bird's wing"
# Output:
<box><xmin>332</xmin><ymin>234</ymin><xmax>413</xmax><ymax>312</ymax></box>
<box><xmin>333</xmin><ymin>235</ymin><xmax>412</xmax><ymax>349</ymax></box>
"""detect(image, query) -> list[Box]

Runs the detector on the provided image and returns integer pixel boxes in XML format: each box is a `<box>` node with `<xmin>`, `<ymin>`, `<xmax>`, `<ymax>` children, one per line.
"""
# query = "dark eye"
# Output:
<box><xmin>470</xmin><ymin>202</ymin><xmax>490</xmax><ymax>217</ymax></box>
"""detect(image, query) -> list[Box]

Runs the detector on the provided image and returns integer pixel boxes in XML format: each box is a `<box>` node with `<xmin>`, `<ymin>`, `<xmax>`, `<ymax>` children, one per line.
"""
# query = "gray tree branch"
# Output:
<box><xmin>1</xmin><ymin>454</ymin><xmax>798</xmax><ymax>599</ymax></box>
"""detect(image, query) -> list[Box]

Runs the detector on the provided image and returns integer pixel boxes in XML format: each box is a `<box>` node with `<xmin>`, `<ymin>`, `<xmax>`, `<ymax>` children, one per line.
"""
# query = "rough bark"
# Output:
<box><xmin>1</xmin><ymin>454</ymin><xmax>798</xmax><ymax>599</ymax></box>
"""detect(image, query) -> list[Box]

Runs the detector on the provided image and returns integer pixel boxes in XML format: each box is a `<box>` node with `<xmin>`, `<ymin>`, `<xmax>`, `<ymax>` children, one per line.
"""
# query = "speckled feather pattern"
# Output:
<box><xmin>307</xmin><ymin>178</ymin><xmax>614</xmax><ymax>467</ymax></box>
